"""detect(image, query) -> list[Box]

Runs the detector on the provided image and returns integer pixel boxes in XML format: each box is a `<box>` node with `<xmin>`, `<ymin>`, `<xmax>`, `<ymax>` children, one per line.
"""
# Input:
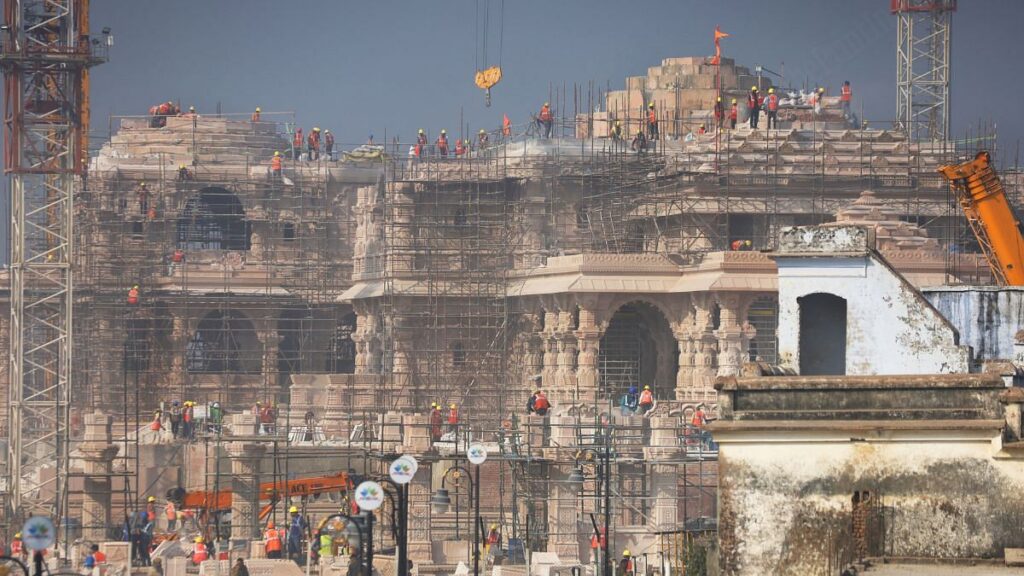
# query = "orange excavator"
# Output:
<box><xmin>938</xmin><ymin>151</ymin><xmax>1024</xmax><ymax>286</ymax></box>
<box><xmin>166</xmin><ymin>471</ymin><xmax>353</xmax><ymax>526</ymax></box>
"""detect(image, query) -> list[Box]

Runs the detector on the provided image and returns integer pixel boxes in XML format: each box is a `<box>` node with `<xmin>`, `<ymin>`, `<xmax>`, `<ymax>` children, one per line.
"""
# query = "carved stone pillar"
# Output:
<box><xmin>674</xmin><ymin>329</ymin><xmax>696</xmax><ymax>401</ymax></box>
<box><xmin>169</xmin><ymin>315</ymin><xmax>187</xmax><ymax>391</ymax></box>
<box><xmin>648</xmin><ymin>464</ymin><xmax>679</xmax><ymax>533</ymax></box>
<box><xmin>259</xmin><ymin>330</ymin><xmax>281</xmax><ymax>382</ymax></box>
<box><xmin>687</xmin><ymin>294</ymin><xmax>718</xmax><ymax>404</ymax></box>
<box><xmin>546</xmin><ymin>466</ymin><xmax>581</xmax><ymax>561</ymax></box>
<box><xmin>392</xmin><ymin>337</ymin><xmax>413</xmax><ymax>408</ymax></box>
<box><xmin>388</xmin><ymin>183</ymin><xmax>415</xmax><ymax>273</ymax></box>
<box><xmin>227</xmin><ymin>441</ymin><xmax>267</xmax><ymax>543</ymax></box>
<box><xmin>406</xmin><ymin>462</ymin><xmax>433</xmax><ymax>562</ymax></box>
<box><xmin>555</xmin><ymin>340</ymin><xmax>578</xmax><ymax>408</ymax></box>
<box><xmin>715</xmin><ymin>293</ymin><xmax>755</xmax><ymax>379</ymax></box>
<box><xmin>541</xmin><ymin>311</ymin><xmax>559</xmax><ymax>392</ymax></box>
<box><xmin>574</xmin><ymin>306</ymin><xmax>601</xmax><ymax>405</ymax></box>
<box><xmin>80</xmin><ymin>411</ymin><xmax>119</xmax><ymax>543</ymax></box>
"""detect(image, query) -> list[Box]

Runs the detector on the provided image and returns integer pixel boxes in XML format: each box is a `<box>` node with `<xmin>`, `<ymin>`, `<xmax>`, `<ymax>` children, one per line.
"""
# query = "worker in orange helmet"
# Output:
<box><xmin>127</xmin><ymin>285</ymin><xmax>140</xmax><ymax>305</ymax></box>
<box><xmin>264</xmin><ymin>521</ymin><xmax>284</xmax><ymax>559</ymax></box>
<box><xmin>537</xmin><ymin>102</ymin><xmax>553</xmax><ymax>138</ymax></box>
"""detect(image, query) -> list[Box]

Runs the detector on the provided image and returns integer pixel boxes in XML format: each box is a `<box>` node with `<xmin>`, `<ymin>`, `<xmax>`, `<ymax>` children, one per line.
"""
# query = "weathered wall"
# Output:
<box><xmin>924</xmin><ymin>287</ymin><xmax>1024</xmax><ymax>362</ymax></box>
<box><xmin>716</xmin><ymin>430</ymin><xmax>1024</xmax><ymax>575</ymax></box>
<box><xmin>775</xmin><ymin>226</ymin><xmax>970</xmax><ymax>375</ymax></box>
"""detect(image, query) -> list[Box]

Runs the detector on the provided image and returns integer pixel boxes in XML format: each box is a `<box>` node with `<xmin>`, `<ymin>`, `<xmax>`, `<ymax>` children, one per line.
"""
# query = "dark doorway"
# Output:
<box><xmin>798</xmin><ymin>293</ymin><xmax>847</xmax><ymax>375</ymax></box>
<box><xmin>177</xmin><ymin>187</ymin><xmax>251</xmax><ymax>250</ymax></box>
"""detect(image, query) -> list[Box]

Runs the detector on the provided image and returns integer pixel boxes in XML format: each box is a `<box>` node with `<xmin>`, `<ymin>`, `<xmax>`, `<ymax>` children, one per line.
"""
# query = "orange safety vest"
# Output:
<box><xmin>502</xmin><ymin>115</ymin><xmax>511</xmax><ymax>136</ymax></box>
<box><xmin>150</xmin><ymin>417</ymin><xmax>162</xmax><ymax>431</ymax></box>
<box><xmin>729</xmin><ymin>105</ymin><xmax>738</xmax><ymax>120</ymax></box>
<box><xmin>93</xmin><ymin>551</ymin><xmax>107</xmax><ymax>563</ymax></box>
<box><xmin>165</xmin><ymin>502</ymin><xmax>176</xmax><ymax>520</ymax></box>
<box><xmin>193</xmin><ymin>542</ymin><xmax>208</xmax><ymax>563</ymax></box>
<box><xmin>294</xmin><ymin>130</ymin><xmax>303</xmax><ymax>148</ymax></box>
<box><xmin>265</xmin><ymin>528</ymin><xmax>283</xmax><ymax>552</ymax></box>
<box><xmin>533</xmin><ymin>393</ymin><xmax>550</xmax><ymax>411</ymax></box>
<box><xmin>639</xmin><ymin>389</ymin><xmax>653</xmax><ymax>406</ymax></box>
<box><xmin>539</xmin><ymin>106</ymin><xmax>552</xmax><ymax>122</ymax></box>
<box><xmin>251</xmin><ymin>111</ymin><xmax>261</xmax><ymax>122</ymax></box>
<box><xmin>172</xmin><ymin>250</ymin><xmax>184</xmax><ymax>263</ymax></box>
<box><xmin>447</xmin><ymin>407</ymin><xmax>458</xmax><ymax>425</ymax></box>
<box><xmin>691</xmin><ymin>409</ymin><xmax>706</xmax><ymax>427</ymax></box>
<box><xmin>768</xmin><ymin>94</ymin><xmax>778</xmax><ymax>112</ymax></box>
<box><xmin>11</xmin><ymin>540</ymin><xmax>22</xmax><ymax>555</ymax></box>
<box><xmin>127</xmin><ymin>287</ymin><xmax>139</xmax><ymax>305</ymax></box>
<box><xmin>841</xmin><ymin>85</ymin><xmax>852</xmax><ymax>102</ymax></box>
<box><xmin>648</xmin><ymin>109</ymin><xmax>657</xmax><ymax>125</ymax></box>
<box><xmin>271</xmin><ymin>156</ymin><xmax>282</xmax><ymax>171</ymax></box>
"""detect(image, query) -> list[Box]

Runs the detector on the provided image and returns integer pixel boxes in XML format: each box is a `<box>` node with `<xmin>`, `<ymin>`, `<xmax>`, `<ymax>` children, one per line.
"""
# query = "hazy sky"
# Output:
<box><xmin>88</xmin><ymin>0</ymin><xmax>1024</xmax><ymax>154</ymax></box>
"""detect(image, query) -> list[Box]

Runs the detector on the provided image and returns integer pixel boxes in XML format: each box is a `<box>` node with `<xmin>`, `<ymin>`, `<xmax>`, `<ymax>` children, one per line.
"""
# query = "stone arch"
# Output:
<box><xmin>598</xmin><ymin>300</ymin><xmax>678</xmax><ymax>401</ymax></box>
<box><xmin>177</xmin><ymin>187</ymin><xmax>251</xmax><ymax>250</ymax></box>
<box><xmin>187</xmin><ymin>309</ymin><xmax>261</xmax><ymax>373</ymax></box>
<box><xmin>798</xmin><ymin>292</ymin><xmax>847</xmax><ymax>375</ymax></box>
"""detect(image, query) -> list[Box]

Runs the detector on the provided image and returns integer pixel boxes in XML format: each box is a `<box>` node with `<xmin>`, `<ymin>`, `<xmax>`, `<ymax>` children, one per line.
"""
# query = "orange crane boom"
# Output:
<box><xmin>938</xmin><ymin>151</ymin><xmax>1024</xmax><ymax>286</ymax></box>
<box><xmin>169</xmin><ymin>471</ymin><xmax>351</xmax><ymax>521</ymax></box>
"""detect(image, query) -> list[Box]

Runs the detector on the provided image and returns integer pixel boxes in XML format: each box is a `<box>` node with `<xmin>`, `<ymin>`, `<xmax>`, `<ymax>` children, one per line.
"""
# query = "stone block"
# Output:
<box><xmin>166</xmin><ymin>557</ymin><xmax>189</xmax><ymax>576</ymax></box>
<box><xmin>1008</xmin><ymin>548</ymin><xmax>1024</xmax><ymax>566</ymax></box>
<box><xmin>249</xmin><ymin>541</ymin><xmax>266</xmax><ymax>558</ymax></box>
<box><xmin>100</xmin><ymin>541</ymin><xmax>131</xmax><ymax>570</ymax></box>
<box><xmin>199</xmin><ymin>559</ymin><xmax>230</xmax><ymax>576</ymax></box>
<box><xmin>237</xmin><ymin>559</ymin><xmax>306</xmax><ymax>576</ymax></box>
<box><xmin>151</xmin><ymin>538</ymin><xmax>188</xmax><ymax>559</ymax></box>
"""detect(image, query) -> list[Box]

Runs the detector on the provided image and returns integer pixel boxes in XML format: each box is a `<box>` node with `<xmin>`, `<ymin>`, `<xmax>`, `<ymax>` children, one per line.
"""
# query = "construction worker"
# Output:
<box><xmin>165</xmin><ymin>498</ymin><xmax>178</xmax><ymax>531</ymax></box>
<box><xmin>146</xmin><ymin>496</ymin><xmax>157</xmax><ymax>521</ymax></box>
<box><xmin>271</xmin><ymin>151</ymin><xmax>283</xmax><ymax>181</ymax></box>
<box><xmin>231</xmin><ymin>558</ymin><xmax>250</xmax><ymax>576</ymax></box>
<box><xmin>478</xmin><ymin>129</ymin><xmax>489</xmax><ymax>148</ymax></box>
<box><xmin>502</xmin><ymin>114</ymin><xmax>512</xmax><ymax>138</ymax></box>
<box><xmin>308</xmin><ymin>127</ymin><xmax>321</xmax><ymax>161</ymax></box>
<box><xmin>251</xmin><ymin>107</ymin><xmax>261</xmax><ymax>123</ymax></box>
<box><xmin>527</xmin><ymin>389</ymin><xmax>550</xmax><ymax>416</ymax></box>
<box><xmin>766</xmin><ymin>88</ymin><xmax>779</xmax><ymax>130</ymax></box>
<box><xmin>691</xmin><ymin>403</ymin><xmax>707</xmax><ymax>428</ymax></box>
<box><xmin>177</xmin><ymin>163</ymin><xmax>192</xmax><ymax>181</ymax></box>
<box><xmin>127</xmin><ymin>285</ymin><xmax>140</xmax><ymax>305</ymax></box>
<box><xmin>455</xmin><ymin>138</ymin><xmax>466</xmax><ymax>157</ymax></box>
<box><xmin>730</xmin><ymin>239</ymin><xmax>752</xmax><ymax>251</ymax></box>
<box><xmin>11</xmin><ymin>532</ymin><xmax>23</xmax><ymax>560</ymax></box>
<box><xmin>447</xmin><ymin>403</ymin><xmax>459</xmax><ymax>434</ymax></box>
<box><xmin>293</xmin><ymin>128</ymin><xmax>303</xmax><ymax>160</ymax></box>
<box><xmin>264</xmin><ymin>521</ymin><xmax>284</xmax><ymax>559</ymax></box>
<box><xmin>485</xmin><ymin>524</ymin><xmax>501</xmax><ymax>552</ymax></box>
<box><xmin>429</xmin><ymin>402</ymin><xmax>443</xmax><ymax>441</ymax></box>
<box><xmin>183</xmin><ymin>401</ymin><xmax>194</xmax><ymax>440</ymax></box>
<box><xmin>537</xmin><ymin>102</ymin><xmax>553</xmax><ymax>138</ymax></box>
<box><xmin>620</xmin><ymin>385</ymin><xmax>638</xmax><ymax>416</ymax></box>
<box><xmin>647</xmin><ymin>103</ymin><xmax>659</xmax><ymax>141</ymax></box>
<box><xmin>698</xmin><ymin>123</ymin><xmax>706</xmax><ymax>136</ymax></box>
<box><xmin>318</xmin><ymin>529</ymin><xmax>334</xmax><ymax>559</ymax></box>
<box><xmin>169</xmin><ymin>400</ymin><xmax>182</xmax><ymax>438</ymax></box>
<box><xmin>714</xmin><ymin>96</ymin><xmax>725</xmax><ymax>130</ymax></box>
<box><xmin>287</xmin><ymin>506</ymin><xmax>307</xmax><ymax>563</ymax></box>
<box><xmin>840</xmin><ymin>80</ymin><xmax>852</xmax><ymax>117</ymax></box>
<box><xmin>610</xmin><ymin>119</ymin><xmax>623</xmax><ymax>141</ymax></box>
<box><xmin>810</xmin><ymin>87</ymin><xmax>825</xmax><ymax>114</ymax></box>
<box><xmin>136</xmin><ymin>182</ymin><xmax>149</xmax><ymax>215</ymax></box>
<box><xmin>729</xmin><ymin>99</ymin><xmax>738</xmax><ymax>129</ymax></box>
<box><xmin>192</xmin><ymin>536</ymin><xmax>208</xmax><ymax>565</ymax></box>
<box><xmin>324</xmin><ymin>130</ymin><xmax>335</xmax><ymax>161</ymax></box>
<box><xmin>209</xmin><ymin>401</ymin><xmax>223</xmax><ymax>434</ymax></box>
<box><xmin>184</xmin><ymin>105</ymin><xmax>197</xmax><ymax>119</ymax></box>
<box><xmin>638</xmin><ymin>385</ymin><xmax>655</xmax><ymax>414</ymax></box>
<box><xmin>84</xmin><ymin>544</ymin><xmax>106</xmax><ymax>570</ymax></box>
<box><xmin>631</xmin><ymin>130</ymin><xmax>647</xmax><ymax>155</ymax></box>
<box><xmin>619</xmin><ymin>550</ymin><xmax>634</xmax><ymax>576</ymax></box>
<box><xmin>150</xmin><ymin>410</ymin><xmax>162</xmax><ymax>432</ymax></box>
<box><xmin>437</xmin><ymin>130</ymin><xmax>449</xmax><ymax>157</ymax></box>
<box><xmin>748</xmin><ymin>86</ymin><xmax>761</xmax><ymax>129</ymax></box>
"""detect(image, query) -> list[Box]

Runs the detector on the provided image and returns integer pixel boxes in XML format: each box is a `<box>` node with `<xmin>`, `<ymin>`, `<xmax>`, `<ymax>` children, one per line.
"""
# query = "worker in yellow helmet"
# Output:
<box><xmin>447</xmin><ymin>403</ymin><xmax>459</xmax><ymax>434</ymax></box>
<box><xmin>714</xmin><ymin>95</ymin><xmax>725</xmax><ymax>130</ymax></box>
<box><xmin>766</xmin><ymin>87</ymin><xmax>779</xmax><ymax>129</ymax></box>
<box><xmin>620</xmin><ymin>549</ymin><xmax>634</xmax><ymax>576</ymax></box>
<box><xmin>748</xmin><ymin>86</ymin><xmax>762</xmax><ymax>129</ymax></box>
<box><xmin>287</xmin><ymin>505</ymin><xmax>307</xmax><ymax>561</ymax></box>
<box><xmin>251</xmin><ymin>107</ymin><xmax>262</xmax><ymax>122</ymax></box>
<box><xmin>192</xmin><ymin>536</ymin><xmax>208</xmax><ymax>565</ymax></box>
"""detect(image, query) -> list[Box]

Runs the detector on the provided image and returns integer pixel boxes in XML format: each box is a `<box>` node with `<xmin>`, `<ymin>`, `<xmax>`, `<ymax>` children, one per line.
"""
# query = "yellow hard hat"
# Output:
<box><xmin>194</xmin><ymin>536</ymin><xmax>203</xmax><ymax>543</ymax></box>
<box><xmin>256</xmin><ymin>107</ymin><xmax>261</xmax><ymax>112</ymax></box>
<box><xmin>441</xmin><ymin>129</ymin><xmax>447</xmax><ymax>134</ymax></box>
<box><xmin>717</xmin><ymin>96</ymin><xmax>722</xmax><ymax>102</ymax></box>
<box><xmin>731</xmin><ymin>98</ymin><xmax>737</xmax><ymax>104</ymax></box>
<box><xmin>644</xmin><ymin>385</ymin><xmax>650</xmax><ymax>390</ymax></box>
<box><xmin>140</xmin><ymin>181</ymin><xmax>147</xmax><ymax>187</ymax></box>
<box><xmin>615</xmin><ymin>120</ymin><xmax>622</xmax><ymax>125</ymax></box>
<box><xmin>479</xmin><ymin>129</ymin><xmax>486</xmax><ymax>134</ymax></box>
<box><xmin>132</xmin><ymin>284</ymin><xmax>139</xmax><ymax>289</ymax></box>
<box><xmin>751</xmin><ymin>86</ymin><xmax>758</xmax><ymax>91</ymax></box>
<box><xmin>313</xmin><ymin>127</ymin><xmax>321</xmax><ymax>132</ymax></box>
<box><xmin>179</xmin><ymin>164</ymin><xmax>185</xmax><ymax>169</ymax></box>
<box><xmin>418</xmin><ymin>129</ymin><xmax>424</xmax><ymax>134</ymax></box>
<box><xmin>768</xmin><ymin>88</ymin><xmax>774</xmax><ymax>94</ymax></box>
<box><xmin>543</xmin><ymin>102</ymin><xmax>549</xmax><ymax>107</ymax></box>
<box><xmin>15</xmin><ymin>533</ymin><xmax>21</xmax><ymax>538</ymax></box>
<box><xmin>289</xmin><ymin>506</ymin><xmax>299</xmax><ymax>513</ymax></box>
<box><xmin>450</xmin><ymin>404</ymin><xmax>456</xmax><ymax>408</ymax></box>
<box><xmin>818</xmin><ymin>87</ymin><xmax>825</xmax><ymax>93</ymax></box>
<box><xmin>148</xmin><ymin>496</ymin><xmax>156</xmax><ymax>502</ymax></box>
<box><xmin>189</xmin><ymin>106</ymin><xmax>195</xmax><ymax>111</ymax></box>
<box><xmin>274</xmin><ymin>151</ymin><xmax>280</xmax><ymax>156</ymax></box>
<box><xmin>648</xmin><ymin>103</ymin><xmax>654</xmax><ymax>108</ymax></box>
<box><xmin>623</xmin><ymin>550</ymin><xmax>631</xmax><ymax>557</ymax></box>
<box><xmin>490</xmin><ymin>524</ymin><xmax>497</xmax><ymax>529</ymax></box>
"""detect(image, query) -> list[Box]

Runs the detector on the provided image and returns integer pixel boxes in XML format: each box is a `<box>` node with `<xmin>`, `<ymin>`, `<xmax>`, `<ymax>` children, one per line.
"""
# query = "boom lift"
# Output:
<box><xmin>938</xmin><ymin>151</ymin><xmax>1024</xmax><ymax>286</ymax></box>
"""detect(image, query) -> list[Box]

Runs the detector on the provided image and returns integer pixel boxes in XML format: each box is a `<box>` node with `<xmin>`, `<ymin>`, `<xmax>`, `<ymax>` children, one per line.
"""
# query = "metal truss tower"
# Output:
<box><xmin>1</xmin><ymin>0</ymin><xmax>103</xmax><ymax>523</ymax></box>
<box><xmin>893</xmin><ymin>0</ymin><xmax>955</xmax><ymax>142</ymax></box>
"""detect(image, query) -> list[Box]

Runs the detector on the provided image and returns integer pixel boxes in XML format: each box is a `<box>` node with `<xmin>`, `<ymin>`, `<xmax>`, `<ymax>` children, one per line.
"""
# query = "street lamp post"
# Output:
<box><xmin>317</xmin><ymin>513</ymin><xmax>368</xmax><ymax>576</ymax></box>
<box><xmin>431</xmin><ymin>443</ymin><xmax>488</xmax><ymax>576</ymax></box>
<box><xmin>375</xmin><ymin>477</ymin><xmax>409</xmax><ymax>576</ymax></box>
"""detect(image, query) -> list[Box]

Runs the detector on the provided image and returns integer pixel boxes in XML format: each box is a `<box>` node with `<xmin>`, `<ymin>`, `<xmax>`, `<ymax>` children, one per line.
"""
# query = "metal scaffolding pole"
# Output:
<box><xmin>894</xmin><ymin>0</ymin><xmax>955</xmax><ymax>142</ymax></box>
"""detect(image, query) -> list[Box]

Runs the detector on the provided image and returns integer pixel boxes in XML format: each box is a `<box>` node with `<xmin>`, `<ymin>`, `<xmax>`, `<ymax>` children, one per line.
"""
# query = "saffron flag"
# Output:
<box><xmin>711</xmin><ymin>26</ymin><xmax>730</xmax><ymax>65</ymax></box>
